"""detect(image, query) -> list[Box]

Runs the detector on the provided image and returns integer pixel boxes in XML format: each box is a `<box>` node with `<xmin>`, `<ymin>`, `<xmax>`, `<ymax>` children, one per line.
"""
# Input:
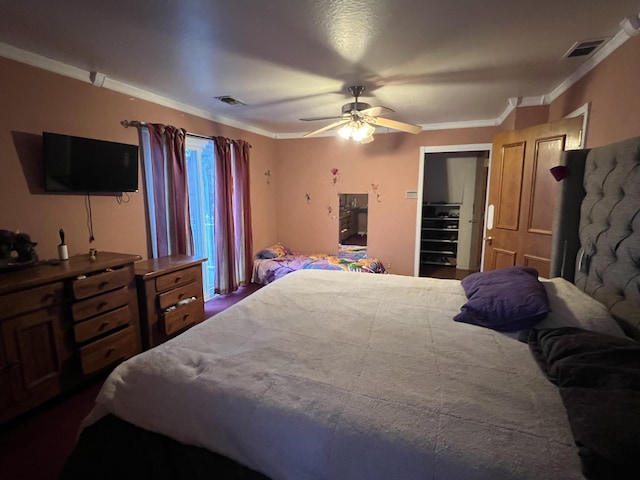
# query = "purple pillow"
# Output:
<box><xmin>454</xmin><ymin>266</ymin><xmax>550</xmax><ymax>332</ymax></box>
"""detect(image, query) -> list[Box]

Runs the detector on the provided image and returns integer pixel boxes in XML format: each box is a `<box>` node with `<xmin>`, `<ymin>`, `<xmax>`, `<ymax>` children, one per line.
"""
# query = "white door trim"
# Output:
<box><xmin>415</xmin><ymin>143</ymin><xmax>493</xmax><ymax>277</ymax></box>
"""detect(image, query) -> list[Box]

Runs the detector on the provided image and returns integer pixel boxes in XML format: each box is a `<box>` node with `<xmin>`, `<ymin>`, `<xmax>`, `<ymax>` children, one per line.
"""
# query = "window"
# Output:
<box><xmin>185</xmin><ymin>136</ymin><xmax>216</xmax><ymax>299</ymax></box>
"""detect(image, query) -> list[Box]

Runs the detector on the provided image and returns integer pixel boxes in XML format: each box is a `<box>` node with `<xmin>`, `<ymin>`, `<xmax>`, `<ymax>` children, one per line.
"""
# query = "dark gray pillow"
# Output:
<box><xmin>454</xmin><ymin>266</ymin><xmax>550</xmax><ymax>332</ymax></box>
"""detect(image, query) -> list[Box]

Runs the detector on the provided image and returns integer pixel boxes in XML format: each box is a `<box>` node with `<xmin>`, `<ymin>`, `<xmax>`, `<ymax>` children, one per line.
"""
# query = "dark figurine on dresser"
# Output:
<box><xmin>0</xmin><ymin>229</ymin><xmax>14</xmax><ymax>259</ymax></box>
<box><xmin>0</xmin><ymin>229</ymin><xmax>39</xmax><ymax>264</ymax></box>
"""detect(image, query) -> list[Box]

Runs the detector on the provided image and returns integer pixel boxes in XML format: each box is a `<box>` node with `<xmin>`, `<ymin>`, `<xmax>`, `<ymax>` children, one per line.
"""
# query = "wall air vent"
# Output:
<box><xmin>562</xmin><ymin>38</ymin><xmax>607</xmax><ymax>59</ymax></box>
<box><xmin>214</xmin><ymin>95</ymin><xmax>246</xmax><ymax>106</ymax></box>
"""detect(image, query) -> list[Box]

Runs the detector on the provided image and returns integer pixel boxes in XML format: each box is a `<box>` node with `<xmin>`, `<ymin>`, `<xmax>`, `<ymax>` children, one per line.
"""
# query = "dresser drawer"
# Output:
<box><xmin>155</xmin><ymin>266</ymin><xmax>201</xmax><ymax>292</ymax></box>
<box><xmin>79</xmin><ymin>326</ymin><xmax>137</xmax><ymax>375</ymax></box>
<box><xmin>71</xmin><ymin>287</ymin><xmax>130</xmax><ymax>322</ymax></box>
<box><xmin>157</xmin><ymin>281</ymin><xmax>202</xmax><ymax>310</ymax></box>
<box><xmin>73</xmin><ymin>268</ymin><xmax>132</xmax><ymax>300</ymax></box>
<box><xmin>162</xmin><ymin>298</ymin><xmax>205</xmax><ymax>336</ymax></box>
<box><xmin>74</xmin><ymin>306</ymin><xmax>131</xmax><ymax>343</ymax></box>
<box><xmin>0</xmin><ymin>282</ymin><xmax>64</xmax><ymax>320</ymax></box>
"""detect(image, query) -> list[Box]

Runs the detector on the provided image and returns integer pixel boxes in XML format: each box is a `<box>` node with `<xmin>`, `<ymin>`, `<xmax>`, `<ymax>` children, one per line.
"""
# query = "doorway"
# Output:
<box><xmin>414</xmin><ymin>144</ymin><xmax>491</xmax><ymax>278</ymax></box>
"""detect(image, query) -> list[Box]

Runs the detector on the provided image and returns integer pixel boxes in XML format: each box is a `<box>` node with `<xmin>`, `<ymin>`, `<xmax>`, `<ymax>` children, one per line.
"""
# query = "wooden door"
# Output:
<box><xmin>482</xmin><ymin>116</ymin><xmax>583</xmax><ymax>277</ymax></box>
<box><xmin>2</xmin><ymin>307</ymin><xmax>63</xmax><ymax>406</ymax></box>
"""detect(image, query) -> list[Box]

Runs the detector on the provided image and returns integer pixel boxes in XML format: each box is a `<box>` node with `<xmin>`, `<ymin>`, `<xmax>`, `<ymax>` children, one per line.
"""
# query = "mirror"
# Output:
<box><xmin>338</xmin><ymin>193</ymin><xmax>368</xmax><ymax>248</ymax></box>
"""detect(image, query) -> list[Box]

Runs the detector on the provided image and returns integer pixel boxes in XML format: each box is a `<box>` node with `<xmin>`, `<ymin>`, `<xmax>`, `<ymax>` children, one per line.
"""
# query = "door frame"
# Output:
<box><xmin>414</xmin><ymin>143</ymin><xmax>493</xmax><ymax>276</ymax></box>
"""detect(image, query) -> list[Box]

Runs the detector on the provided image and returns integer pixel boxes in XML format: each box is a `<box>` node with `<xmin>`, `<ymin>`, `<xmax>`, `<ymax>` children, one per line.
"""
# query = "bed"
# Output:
<box><xmin>62</xmin><ymin>136</ymin><xmax>640</xmax><ymax>480</ymax></box>
<box><xmin>251</xmin><ymin>243</ymin><xmax>386</xmax><ymax>284</ymax></box>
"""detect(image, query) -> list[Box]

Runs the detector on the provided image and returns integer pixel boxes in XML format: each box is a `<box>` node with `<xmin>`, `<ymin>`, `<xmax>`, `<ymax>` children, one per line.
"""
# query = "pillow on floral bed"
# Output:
<box><xmin>454</xmin><ymin>266</ymin><xmax>550</xmax><ymax>332</ymax></box>
<box><xmin>254</xmin><ymin>243</ymin><xmax>294</xmax><ymax>259</ymax></box>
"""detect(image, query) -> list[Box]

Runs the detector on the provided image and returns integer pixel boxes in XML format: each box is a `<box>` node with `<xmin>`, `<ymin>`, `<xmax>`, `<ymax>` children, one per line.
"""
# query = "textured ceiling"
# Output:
<box><xmin>1</xmin><ymin>0</ymin><xmax>639</xmax><ymax>137</ymax></box>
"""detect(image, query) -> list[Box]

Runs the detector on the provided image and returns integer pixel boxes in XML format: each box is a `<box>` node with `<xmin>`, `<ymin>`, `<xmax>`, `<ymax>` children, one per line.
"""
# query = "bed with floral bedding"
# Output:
<box><xmin>251</xmin><ymin>243</ymin><xmax>386</xmax><ymax>284</ymax></box>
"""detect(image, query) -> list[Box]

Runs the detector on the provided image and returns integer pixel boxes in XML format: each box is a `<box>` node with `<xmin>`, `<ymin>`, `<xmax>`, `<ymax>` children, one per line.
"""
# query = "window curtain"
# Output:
<box><xmin>139</xmin><ymin>123</ymin><xmax>193</xmax><ymax>257</ymax></box>
<box><xmin>213</xmin><ymin>137</ymin><xmax>253</xmax><ymax>294</ymax></box>
<box><xmin>232</xmin><ymin>140</ymin><xmax>253</xmax><ymax>285</ymax></box>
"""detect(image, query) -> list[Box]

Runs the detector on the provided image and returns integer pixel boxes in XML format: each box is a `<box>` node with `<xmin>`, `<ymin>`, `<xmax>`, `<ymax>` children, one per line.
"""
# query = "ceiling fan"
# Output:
<box><xmin>300</xmin><ymin>85</ymin><xmax>422</xmax><ymax>143</ymax></box>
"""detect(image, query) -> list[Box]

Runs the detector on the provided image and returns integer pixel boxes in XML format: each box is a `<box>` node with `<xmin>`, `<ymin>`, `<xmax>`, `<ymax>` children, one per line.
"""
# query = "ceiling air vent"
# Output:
<box><xmin>563</xmin><ymin>39</ymin><xmax>607</xmax><ymax>59</ymax></box>
<box><xmin>214</xmin><ymin>95</ymin><xmax>246</xmax><ymax>106</ymax></box>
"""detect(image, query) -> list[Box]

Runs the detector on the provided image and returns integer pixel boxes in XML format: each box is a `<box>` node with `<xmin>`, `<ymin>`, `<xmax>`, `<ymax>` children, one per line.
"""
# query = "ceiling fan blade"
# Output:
<box><xmin>300</xmin><ymin>115</ymin><xmax>347</xmax><ymax>121</ymax></box>
<box><xmin>370</xmin><ymin>117</ymin><xmax>422</xmax><ymax>134</ymax></box>
<box><xmin>359</xmin><ymin>106</ymin><xmax>394</xmax><ymax>117</ymax></box>
<box><xmin>303</xmin><ymin>119</ymin><xmax>350</xmax><ymax>137</ymax></box>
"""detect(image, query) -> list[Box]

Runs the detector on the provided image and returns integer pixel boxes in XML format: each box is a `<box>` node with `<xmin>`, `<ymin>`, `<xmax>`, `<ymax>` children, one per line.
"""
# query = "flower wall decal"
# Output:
<box><xmin>371</xmin><ymin>183</ymin><xmax>383</xmax><ymax>203</ymax></box>
<box><xmin>331</xmin><ymin>168</ymin><xmax>339</xmax><ymax>186</ymax></box>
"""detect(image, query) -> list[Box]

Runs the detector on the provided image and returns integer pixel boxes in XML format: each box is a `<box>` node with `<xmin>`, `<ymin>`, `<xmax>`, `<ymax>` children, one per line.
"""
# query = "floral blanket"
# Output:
<box><xmin>304</xmin><ymin>254</ymin><xmax>385</xmax><ymax>274</ymax></box>
<box><xmin>252</xmin><ymin>255</ymin><xmax>313</xmax><ymax>284</ymax></box>
<box><xmin>252</xmin><ymin>243</ymin><xmax>386</xmax><ymax>285</ymax></box>
<box><xmin>338</xmin><ymin>244</ymin><xmax>368</xmax><ymax>261</ymax></box>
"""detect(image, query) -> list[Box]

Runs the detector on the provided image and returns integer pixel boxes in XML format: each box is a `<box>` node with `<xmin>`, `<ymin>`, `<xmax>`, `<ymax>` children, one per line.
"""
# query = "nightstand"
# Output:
<box><xmin>135</xmin><ymin>255</ymin><xmax>206</xmax><ymax>349</ymax></box>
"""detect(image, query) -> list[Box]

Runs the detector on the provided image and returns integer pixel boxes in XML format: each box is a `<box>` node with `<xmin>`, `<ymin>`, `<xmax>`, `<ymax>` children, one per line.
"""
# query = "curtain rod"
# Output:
<box><xmin>121</xmin><ymin>120</ymin><xmax>251</xmax><ymax>147</ymax></box>
<box><xmin>121</xmin><ymin>119</ymin><xmax>145</xmax><ymax>128</ymax></box>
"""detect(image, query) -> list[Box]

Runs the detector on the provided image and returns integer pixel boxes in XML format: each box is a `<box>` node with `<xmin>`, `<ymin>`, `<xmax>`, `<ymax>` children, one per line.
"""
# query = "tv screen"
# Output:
<box><xmin>43</xmin><ymin>132</ymin><xmax>139</xmax><ymax>193</ymax></box>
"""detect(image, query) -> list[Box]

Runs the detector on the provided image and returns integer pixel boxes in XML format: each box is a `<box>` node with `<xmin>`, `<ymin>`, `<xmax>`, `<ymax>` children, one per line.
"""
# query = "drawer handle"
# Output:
<box><xmin>174</xmin><ymin>276</ymin><xmax>182</xmax><ymax>283</ymax></box>
<box><xmin>99</xmin><ymin>321</ymin><xmax>110</xmax><ymax>331</ymax></box>
<box><xmin>182</xmin><ymin>314</ymin><xmax>190</xmax><ymax>323</ymax></box>
<box><xmin>40</xmin><ymin>292</ymin><xmax>55</xmax><ymax>303</ymax></box>
<box><xmin>178</xmin><ymin>292</ymin><xmax>185</xmax><ymax>299</ymax></box>
<box><xmin>96</xmin><ymin>301</ymin><xmax>109</xmax><ymax>311</ymax></box>
<box><xmin>105</xmin><ymin>347</ymin><xmax>116</xmax><ymax>357</ymax></box>
<box><xmin>98</xmin><ymin>281</ymin><xmax>110</xmax><ymax>289</ymax></box>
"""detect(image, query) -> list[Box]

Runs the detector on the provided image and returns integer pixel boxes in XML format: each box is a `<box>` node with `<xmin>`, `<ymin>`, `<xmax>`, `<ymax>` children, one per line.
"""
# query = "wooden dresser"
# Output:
<box><xmin>0</xmin><ymin>252</ymin><xmax>141</xmax><ymax>424</ymax></box>
<box><xmin>134</xmin><ymin>255</ymin><xmax>206</xmax><ymax>349</ymax></box>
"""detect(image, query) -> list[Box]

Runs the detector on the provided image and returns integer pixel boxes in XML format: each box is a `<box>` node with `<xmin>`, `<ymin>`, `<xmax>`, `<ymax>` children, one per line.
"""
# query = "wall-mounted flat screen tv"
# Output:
<box><xmin>43</xmin><ymin>132</ymin><xmax>139</xmax><ymax>193</ymax></box>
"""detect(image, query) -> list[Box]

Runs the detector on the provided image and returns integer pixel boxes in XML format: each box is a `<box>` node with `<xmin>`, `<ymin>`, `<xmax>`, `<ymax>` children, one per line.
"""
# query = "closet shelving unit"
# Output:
<box><xmin>420</xmin><ymin>203</ymin><xmax>461</xmax><ymax>268</ymax></box>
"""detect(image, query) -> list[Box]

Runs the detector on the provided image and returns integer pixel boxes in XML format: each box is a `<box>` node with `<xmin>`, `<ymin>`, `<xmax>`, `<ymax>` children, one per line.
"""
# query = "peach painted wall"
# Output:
<box><xmin>549</xmin><ymin>34</ymin><xmax>640</xmax><ymax>147</ymax></box>
<box><xmin>274</xmin><ymin>127</ymin><xmax>498</xmax><ymax>276</ymax></box>
<box><xmin>272</xmin><ymin>35</ymin><xmax>640</xmax><ymax>276</ymax></box>
<box><xmin>512</xmin><ymin>106</ymin><xmax>550</xmax><ymax>130</ymax></box>
<box><xmin>2</xmin><ymin>33</ymin><xmax>636</xmax><ymax>275</ymax></box>
<box><xmin>0</xmin><ymin>57</ymin><xmax>278</xmax><ymax>262</ymax></box>
<box><xmin>500</xmin><ymin>105</ymin><xmax>551</xmax><ymax>132</ymax></box>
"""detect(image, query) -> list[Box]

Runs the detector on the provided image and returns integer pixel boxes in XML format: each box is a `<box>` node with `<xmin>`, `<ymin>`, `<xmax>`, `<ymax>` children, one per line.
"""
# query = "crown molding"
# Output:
<box><xmin>1</xmin><ymin>21</ymin><xmax>635</xmax><ymax>140</ymax></box>
<box><xmin>102</xmin><ymin>76</ymin><xmax>273</xmax><ymax>138</ymax></box>
<box><xmin>418</xmin><ymin>118</ymin><xmax>499</xmax><ymax>131</ymax></box>
<box><xmin>0</xmin><ymin>42</ymin><xmax>88</xmax><ymax>82</ymax></box>
<box><xmin>280</xmin><ymin>116</ymin><xmax>500</xmax><ymax>140</ymax></box>
<box><xmin>545</xmin><ymin>28</ymin><xmax>631</xmax><ymax>104</ymax></box>
<box><xmin>0</xmin><ymin>42</ymin><xmax>275</xmax><ymax>139</ymax></box>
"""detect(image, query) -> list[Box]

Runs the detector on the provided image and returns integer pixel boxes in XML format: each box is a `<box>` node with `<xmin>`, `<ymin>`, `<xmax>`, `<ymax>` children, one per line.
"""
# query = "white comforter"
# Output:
<box><xmin>86</xmin><ymin>270</ymin><xmax>583</xmax><ymax>480</ymax></box>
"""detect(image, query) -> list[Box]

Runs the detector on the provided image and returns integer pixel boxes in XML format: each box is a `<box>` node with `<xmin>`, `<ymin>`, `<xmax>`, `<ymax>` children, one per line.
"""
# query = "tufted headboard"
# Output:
<box><xmin>550</xmin><ymin>136</ymin><xmax>640</xmax><ymax>340</ymax></box>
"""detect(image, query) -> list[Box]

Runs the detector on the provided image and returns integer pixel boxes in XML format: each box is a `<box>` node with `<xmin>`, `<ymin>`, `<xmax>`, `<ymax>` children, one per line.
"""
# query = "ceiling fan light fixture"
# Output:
<box><xmin>338</xmin><ymin>121</ymin><xmax>375</xmax><ymax>142</ymax></box>
<box><xmin>338</xmin><ymin>123</ymin><xmax>352</xmax><ymax>140</ymax></box>
<box><xmin>303</xmin><ymin>85</ymin><xmax>419</xmax><ymax>139</ymax></box>
<box><xmin>353</xmin><ymin>122</ymin><xmax>375</xmax><ymax>142</ymax></box>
